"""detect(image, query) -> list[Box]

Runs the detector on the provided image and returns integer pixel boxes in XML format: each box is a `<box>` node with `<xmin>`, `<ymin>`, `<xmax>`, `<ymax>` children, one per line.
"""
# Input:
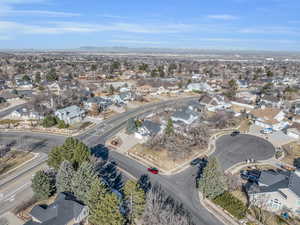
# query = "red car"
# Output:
<box><xmin>147</xmin><ymin>167</ymin><xmax>159</xmax><ymax>174</ymax></box>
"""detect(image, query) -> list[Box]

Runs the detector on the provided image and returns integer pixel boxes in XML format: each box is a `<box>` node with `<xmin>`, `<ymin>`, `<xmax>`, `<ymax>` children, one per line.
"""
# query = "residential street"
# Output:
<box><xmin>0</xmin><ymin>98</ymin><xmax>276</xmax><ymax>225</ymax></box>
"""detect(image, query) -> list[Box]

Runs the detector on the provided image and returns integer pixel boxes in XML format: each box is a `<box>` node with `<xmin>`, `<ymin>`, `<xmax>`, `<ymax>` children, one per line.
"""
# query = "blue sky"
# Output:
<box><xmin>0</xmin><ymin>0</ymin><xmax>300</xmax><ymax>51</ymax></box>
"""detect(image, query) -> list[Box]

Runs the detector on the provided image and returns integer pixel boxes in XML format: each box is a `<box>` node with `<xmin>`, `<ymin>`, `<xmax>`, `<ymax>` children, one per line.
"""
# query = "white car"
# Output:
<box><xmin>261</xmin><ymin>128</ymin><xmax>273</xmax><ymax>134</ymax></box>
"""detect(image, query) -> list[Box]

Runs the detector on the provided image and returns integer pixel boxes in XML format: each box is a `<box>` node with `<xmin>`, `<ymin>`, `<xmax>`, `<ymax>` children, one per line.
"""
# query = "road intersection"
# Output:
<box><xmin>0</xmin><ymin>98</ymin><xmax>276</xmax><ymax>225</ymax></box>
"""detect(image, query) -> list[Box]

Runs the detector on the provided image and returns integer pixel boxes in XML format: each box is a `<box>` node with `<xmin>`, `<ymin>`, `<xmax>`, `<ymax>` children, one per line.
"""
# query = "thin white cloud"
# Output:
<box><xmin>0</xmin><ymin>0</ymin><xmax>80</xmax><ymax>18</ymax></box>
<box><xmin>207</xmin><ymin>14</ymin><xmax>238</xmax><ymax>20</ymax></box>
<box><xmin>2</xmin><ymin>10</ymin><xmax>80</xmax><ymax>17</ymax></box>
<box><xmin>0</xmin><ymin>20</ymin><xmax>196</xmax><ymax>35</ymax></box>
<box><xmin>239</xmin><ymin>26</ymin><xmax>300</xmax><ymax>35</ymax></box>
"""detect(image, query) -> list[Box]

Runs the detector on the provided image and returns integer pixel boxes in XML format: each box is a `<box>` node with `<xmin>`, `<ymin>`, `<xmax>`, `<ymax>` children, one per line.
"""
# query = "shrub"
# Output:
<box><xmin>42</xmin><ymin>115</ymin><xmax>58</xmax><ymax>128</ymax></box>
<box><xmin>213</xmin><ymin>191</ymin><xmax>247</xmax><ymax>219</ymax></box>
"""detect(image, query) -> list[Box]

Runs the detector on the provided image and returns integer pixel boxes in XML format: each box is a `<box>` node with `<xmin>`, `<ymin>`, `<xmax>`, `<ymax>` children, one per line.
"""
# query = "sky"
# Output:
<box><xmin>0</xmin><ymin>0</ymin><xmax>300</xmax><ymax>51</ymax></box>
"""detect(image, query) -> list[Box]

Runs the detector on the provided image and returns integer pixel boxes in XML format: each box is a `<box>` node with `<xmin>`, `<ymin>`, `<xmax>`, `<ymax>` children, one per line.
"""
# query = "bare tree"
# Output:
<box><xmin>142</xmin><ymin>184</ymin><xmax>194</xmax><ymax>225</ymax></box>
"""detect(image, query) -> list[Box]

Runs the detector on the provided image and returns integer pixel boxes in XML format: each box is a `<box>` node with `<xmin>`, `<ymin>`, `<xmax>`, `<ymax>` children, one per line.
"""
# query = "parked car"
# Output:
<box><xmin>191</xmin><ymin>157</ymin><xmax>208</xmax><ymax>166</ymax></box>
<box><xmin>260</xmin><ymin>128</ymin><xmax>273</xmax><ymax>134</ymax></box>
<box><xmin>231</xmin><ymin>130</ymin><xmax>240</xmax><ymax>136</ymax></box>
<box><xmin>240</xmin><ymin>170</ymin><xmax>260</xmax><ymax>182</ymax></box>
<box><xmin>148</xmin><ymin>167</ymin><xmax>159</xmax><ymax>174</ymax></box>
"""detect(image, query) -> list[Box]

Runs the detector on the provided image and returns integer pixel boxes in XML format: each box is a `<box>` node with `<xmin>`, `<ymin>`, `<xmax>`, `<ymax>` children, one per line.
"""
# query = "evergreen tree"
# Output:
<box><xmin>47</xmin><ymin>146</ymin><xmax>63</xmax><ymax>171</ymax></box>
<box><xmin>88</xmin><ymin>192</ymin><xmax>125</xmax><ymax>225</ymax></box>
<box><xmin>165</xmin><ymin>118</ymin><xmax>174</xmax><ymax>136</ymax></box>
<box><xmin>198</xmin><ymin>156</ymin><xmax>227</xmax><ymax>199</ymax></box>
<box><xmin>73</xmin><ymin>141</ymin><xmax>91</xmax><ymax>168</ymax></box>
<box><xmin>87</xmin><ymin>179</ymin><xmax>107</xmax><ymax>207</ymax></box>
<box><xmin>32</xmin><ymin>170</ymin><xmax>56</xmax><ymax>200</ymax></box>
<box><xmin>56</xmin><ymin>160</ymin><xmax>75</xmax><ymax>193</ymax></box>
<box><xmin>47</xmin><ymin>137</ymin><xmax>91</xmax><ymax>171</ymax></box>
<box><xmin>124</xmin><ymin>180</ymin><xmax>146</xmax><ymax>223</ymax></box>
<box><xmin>72</xmin><ymin>161</ymin><xmax>97</xmax><ymax>204</ymax></box>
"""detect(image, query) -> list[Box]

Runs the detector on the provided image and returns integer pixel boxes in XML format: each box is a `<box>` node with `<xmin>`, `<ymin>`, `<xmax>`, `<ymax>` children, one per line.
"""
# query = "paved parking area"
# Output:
<box><xmin>249</xmin><ymin>125</ymin><xmax>296</xmax><ymax>147</ymax></box>
<box><xmin>214</xmin><ymin>134</ymin><xmax>275</xmax><ymax>170</ymax></box>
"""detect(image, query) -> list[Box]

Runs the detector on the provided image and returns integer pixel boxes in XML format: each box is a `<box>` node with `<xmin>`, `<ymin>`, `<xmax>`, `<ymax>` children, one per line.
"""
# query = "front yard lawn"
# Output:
<box><xmin>213</xmin><ymin>191</ymin><xmax>247</xmax><ymax>220</ymax></box>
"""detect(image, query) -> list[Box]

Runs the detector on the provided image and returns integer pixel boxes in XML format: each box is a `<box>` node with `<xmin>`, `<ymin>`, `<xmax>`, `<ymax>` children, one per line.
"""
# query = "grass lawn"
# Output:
<box><xmin>0</xmin><ymin>150</ymin><xmax>34</xmax><ymax>176</ymax></box>
<box><xmin>129</xmin><ymin>143</ymin><xmax>206</xmax><ymax>171</ymax></box>
<box><xmin>282</xmin><ymin>142</ymin><xmax>300</xmax><ymax>166</ymax></box>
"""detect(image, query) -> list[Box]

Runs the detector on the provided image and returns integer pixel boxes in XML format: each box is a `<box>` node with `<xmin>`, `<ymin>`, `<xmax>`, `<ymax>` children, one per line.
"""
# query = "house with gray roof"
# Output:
<box><xmin>55</xmin><ymin>105</ymin><xmax>85</xmax><ymax>125</ymax></box>
<box><xmin>24</xmin><ymin>193</ymin><xmax>88</xmax><ymax>225</ymax></box>
<box><xmin>135</xmin><ymin>120</ymin><xmax>162</xmax><ymax>141</ymax></box>
<box><xmin>247</xmin><ymin>170</ymin><xmax>300</xmax><ymax>215</ymax></box>
<box><xmin>171</xmin><ymin>106</ymin><xmax>199</xmax><ymax>125</ymax></box>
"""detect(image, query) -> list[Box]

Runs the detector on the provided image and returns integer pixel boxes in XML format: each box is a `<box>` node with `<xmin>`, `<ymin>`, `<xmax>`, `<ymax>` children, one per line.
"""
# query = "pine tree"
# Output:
<box><xmin>124</xmin><ymin>180</ymin><xmax>146</xmax><ymax>223</ymax></box>
<box><xmin>87</xmin><ymin>179</ymin><xmax>107</xmax><ymax>208</ymax></box>
<box><xmin>32</xmin><ymin>170</ymin><xmax>56</xmax><ymax>200</ymax></box>
<box><xmin>198</xmin><ymin>156</ymin><xmax>227</xmax><ymax>199</ymax></box>
<box><xmin>165</xmin><ymin>118</ymin><xmax>174</xmax><ymax>136</ymax></box>
<box><xmin>73</xmin><ymin>142</ymin><xmax>91</xmax><ymax>169</ymax></box>
<box><xmin>72</xmin><ymin>161</ymin><xmax>97</xmax><ymax>204</ymax></box>
<box><xmin>60</xmin><ymin>137</ymin><xmax>77</xmax><ymax>162</ymax></box>
<box><xmin>47</xmin><ymin>137</ymin><xmax>91</xmax><ymax>171</ymax></box>
<box><xmin>56</xmin><ymin>160</ymin><xmax>75</xmax><ymax>193</ymax></box>
<box><xmin>88</xmin><ymin>192</ymin><xmax>125</xmax><ymax>225</ymax></box>
<box><xmin>47</xmin><ymin>146</ymin><xmax>63</xmax><ymax>171</ymax></box>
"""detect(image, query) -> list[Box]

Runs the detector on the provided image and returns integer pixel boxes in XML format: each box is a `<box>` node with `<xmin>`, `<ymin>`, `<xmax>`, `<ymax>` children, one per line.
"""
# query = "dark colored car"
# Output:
<box><xmin>148</xmin><ymin>167</ymin><xmax>159</xmax><ymax>174</ymax></box>
<box><xmin>190</xmin><ymin>158</ymin><xmax>202</xmax><ymax>166</ymax></box>
<box><xmin>191</xmin><ymin>157</ymin><xmax>208</xmax><ymax>166</ymax></box>
<box><xmin>231</xmin><ymin>131</ymin><xmax>240</xmax><ymax>137</ymax></box>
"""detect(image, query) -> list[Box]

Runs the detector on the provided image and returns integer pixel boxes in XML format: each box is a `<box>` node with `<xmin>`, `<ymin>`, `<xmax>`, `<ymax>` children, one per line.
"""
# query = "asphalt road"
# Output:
<box><xmin>0</xmin><ymin>99</ymin><xmax>276</xmax><ymax>225</ymax></box>
<box><xmin>214</xmin><ymin>134</ymin><xmax>275</xmax><ymax>170</ymax></box>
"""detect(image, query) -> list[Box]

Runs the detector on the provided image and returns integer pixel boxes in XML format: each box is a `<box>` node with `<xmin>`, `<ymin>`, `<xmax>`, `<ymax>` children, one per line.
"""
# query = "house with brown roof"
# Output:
<box><xmin>250</xmin><ymin>107</ymin><xmax>288</xmax><ymax>131</ymax></box>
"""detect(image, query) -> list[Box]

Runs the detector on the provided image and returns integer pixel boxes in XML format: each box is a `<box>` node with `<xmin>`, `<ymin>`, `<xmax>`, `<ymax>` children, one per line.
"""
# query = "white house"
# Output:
<box><xmin>199</xmin><ymin>94</ymin><xmax>231</xmax><ymax>112</ymax></box>
<box><xmin>55</xmin><ymin>105</ymin><xmax>86</xmax><ymax>125</ymax></box>
<box><xmin>248</xmin><ymin>170</ymin><xmax>300</xmax><ymax>215</ymax></box>
<box><xmin>237</xmin><ymin>80</ymin><xmax>249</xmax><ymax>89</ymax></box>
<box><xmin>187</xmin><ymin>82</ymin><xmax>213</xmax><ymax>93</ymax></box>
<box><xmin>10</xmin><ymin>107</ymin><xmax>44</xmax><ymax>120</ymax></box>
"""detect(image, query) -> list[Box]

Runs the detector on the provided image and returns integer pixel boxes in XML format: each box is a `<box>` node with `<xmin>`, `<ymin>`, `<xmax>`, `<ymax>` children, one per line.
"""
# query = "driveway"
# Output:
<box><xmin>249</xmin><ymin>124</ymin><xmax>296</xmax><ymax>147</ymax></box>
<box><xmin>214</xmin><ymin>134</ymin><xmax>275</xmax><ymax>170</ymax></box>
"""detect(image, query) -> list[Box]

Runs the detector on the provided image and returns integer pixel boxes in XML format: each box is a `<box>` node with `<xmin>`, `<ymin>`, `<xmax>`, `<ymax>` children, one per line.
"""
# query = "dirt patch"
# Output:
<box><xmin>0</xmin><ymin>151</ymin><xmax>34</xmax><ymax>176</ymax></box>
<box><xmin>282</xmin><ymin>142</ymin><xmax>300</xmax><ymax>166</ymax></box>
<box><xmin>129</xmin><ymin>143</ymin><xmax>206</xmax><ymax>171</ymax></box>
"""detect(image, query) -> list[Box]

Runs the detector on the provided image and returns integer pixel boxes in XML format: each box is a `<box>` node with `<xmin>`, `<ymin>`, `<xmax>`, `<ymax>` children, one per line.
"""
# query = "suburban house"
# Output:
<box><xmin>171</xmin><ymin>106</ymin><xmax>199</xmax><ymax>125</ymax></box>
<box><xmin>237</xmin><ymin>80</ymin><xmax>249</xmax><ymax>89</ymax></box>
<box><xmin>84</xmin><ymin>96</ymin><xmax>113</xmax><ymax>111</ymax></box>
<box><xmin>55</xmin><ymin>105</ymin><xmax>86</xmax><ymax>125</ymax></box>
<box><xmin>186</xmin><ymin>82</ymin><xmax>213</xmax><ymax>92</ymax></box>
<box><xmin>292</xmin><ymin>101</ymin><xmax>300</xmax><ymax>115</ymax></box>
<box><xmin>247</xmin><ymin>170</ymin><xmax>300</xmax><ymax>215</ymax></box>
<box><xmin>250</xmin><ymin>107</ymin><xmax>288</xmax><ymax>131</ymax></box>
<box><xmin>135</xmin><ymin>120</ymin><xmax>162</xmax><ymax>141</ymax></box>
<box><xmin>259</xmin><ymin>95</ymin><xmax>283</xmax><ymax>108</ymax></box>
<box><xmin>199</xmin><ymin>94</ymin><xmax>231</xmax><ymax>112</ymax></box>
<box><xmin>24</xmin><ymin>193</ymin><xmax>89</xmax><ymax>225</ymax></box>
<box><xmin>286</xmin><ymin>122</ymin><xmax>300</xmax><ymax>139</ymax></box>
<box><xmin>10</xmin><ymin>107</ymin><xmax>44</xmax><ymax>120</ymax></box>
